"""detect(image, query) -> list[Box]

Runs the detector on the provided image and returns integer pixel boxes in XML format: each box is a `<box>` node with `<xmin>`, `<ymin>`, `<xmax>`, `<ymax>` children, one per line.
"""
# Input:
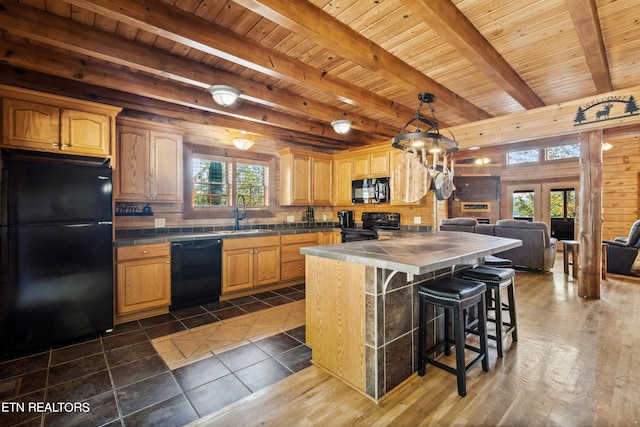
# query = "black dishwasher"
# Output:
<box><xmin>170</xmin><ymin>239</ymin><xmax>222</xmax><ymax>310</ymax></box>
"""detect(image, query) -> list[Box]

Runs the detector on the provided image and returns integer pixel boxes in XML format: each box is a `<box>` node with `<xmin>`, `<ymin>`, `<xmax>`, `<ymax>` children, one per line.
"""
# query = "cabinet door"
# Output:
<box><xmin>2</xmin><ymin>98</ymin><xmax>60</xmax><ymax>150</ymax></box>
<box><xmin>61</xmin><ymin>109</ymin><xmax>111</xmax><ymax>157</ymax></box>
<box><xmin>115</xmin><ymin>126</ymin><xmax>150</xmax><ymax>201</ymax></box>
<box><xmin>333</xmin><ymin>156</ymin><xmax>354</xmax><ymax>206</ymax></box>
<box><xmin>290</xmin><ymin>153</ymin><xmax>312</xmax><ymax>205</ymax></box>
<box><xmin>370</xmin><ymin>150</ymin><xmax>390</xmax><ymax>177</ymax></box>
<box><xmin>254</xmin><ymin>246</ymin><xmax>281</xmax><ymax>286</ymax></box>
<box><xmin>116</xmin><ymin>258</ymin><xmax>171</xmax><ymax>314</ymax></box>
<box><xmin>222</xmin><ymin>248</ymin><xmax>254</xmax><ymax>293</ymax></box>
<box><xmin>353</xmin><ymin>153</ymin><xmax>370</xmax><ymax>179</ymax></box>
<box><xmin>312</xmin><ymin>157</ymin><xmax>333</xmax><ymax>205</ymax></box>
<box><xmin>150</xmin><ymin>131</ymin><xmax>183</xmax><ymax>202</ymax></box>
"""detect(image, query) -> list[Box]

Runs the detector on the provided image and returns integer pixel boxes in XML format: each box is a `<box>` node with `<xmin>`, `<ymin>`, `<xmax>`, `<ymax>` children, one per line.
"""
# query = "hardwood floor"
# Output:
<box><xmin>189</xmin><ymin>260</ymin><xmax>640</xmax><ymax>426</ymax></box>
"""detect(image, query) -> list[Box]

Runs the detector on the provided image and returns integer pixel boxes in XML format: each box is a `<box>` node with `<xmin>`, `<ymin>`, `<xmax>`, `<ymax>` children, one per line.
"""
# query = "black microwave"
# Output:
<box><xmin>352</xmin><ymin>178</ymin><xmax>390</xmax><ymax>204</ymax></box>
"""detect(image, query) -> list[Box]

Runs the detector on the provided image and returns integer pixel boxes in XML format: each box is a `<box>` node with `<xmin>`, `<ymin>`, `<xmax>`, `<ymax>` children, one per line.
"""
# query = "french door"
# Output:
<box><xmin>505</xmin><ymin>181</ymin><xmax>579</xmax><ymax>240</ymax></box>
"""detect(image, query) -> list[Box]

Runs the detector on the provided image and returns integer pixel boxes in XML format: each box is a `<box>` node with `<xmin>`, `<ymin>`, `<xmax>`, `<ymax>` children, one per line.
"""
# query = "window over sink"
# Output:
<box><xmin>183</xmin><ymin>143</ymin><xmax>276</xmax><ymax>219</ymax></box>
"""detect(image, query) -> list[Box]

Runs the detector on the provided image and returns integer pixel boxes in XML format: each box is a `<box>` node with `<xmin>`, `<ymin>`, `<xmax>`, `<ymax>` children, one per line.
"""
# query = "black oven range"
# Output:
<box><xmin>340</xmin><ymin>212</ymin><xmax>401</xmax><ymax>243</ymax></box>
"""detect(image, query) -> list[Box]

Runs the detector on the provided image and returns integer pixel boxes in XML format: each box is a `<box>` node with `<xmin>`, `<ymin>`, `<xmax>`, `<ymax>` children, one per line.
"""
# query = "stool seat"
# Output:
<box><xmin>457</xmin><ymin>266</ymin><xmax>518</xmax><ymax>358</ymax></box>
<box><xmin>483</xmin><ymin>255</ymin><xmax>513</xmax><ymax>268</ymax></box>
<box><xmin>458</xmin><ymin>265</ymin><xmax>515</xmax><ymax>283</ymax></box>
<box><xmin>417</xmin><ymin>276</ymin><xmax>489</xmax><ymax>397</ymax></box>
<box><xmin>418</xmin><ymin>276</ymin><xmax>487</xmax><ymax>307</ymax></box>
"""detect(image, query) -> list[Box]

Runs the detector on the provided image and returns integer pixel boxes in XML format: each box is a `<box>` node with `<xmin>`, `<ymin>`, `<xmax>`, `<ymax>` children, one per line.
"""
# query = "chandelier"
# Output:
<box><xmin>233</xmin><ymin>131</ymin><xmax>254</xmax><ymax>151</ymax></box>
<box><xmin>391</xmin><ymin>92</ymin><xmax>459</xmax><ymax>154</ymax></box>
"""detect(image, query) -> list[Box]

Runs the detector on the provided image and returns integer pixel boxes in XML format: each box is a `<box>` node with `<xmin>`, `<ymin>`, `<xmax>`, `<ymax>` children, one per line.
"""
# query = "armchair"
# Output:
<box><xmin>604</xmin><ymin>220</ymin><xmax>640</xmax><ymax>276</ymax></box>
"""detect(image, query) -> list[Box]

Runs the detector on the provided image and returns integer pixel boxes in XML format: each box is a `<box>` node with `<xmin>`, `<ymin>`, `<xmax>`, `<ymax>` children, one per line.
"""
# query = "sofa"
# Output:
<box><xmin>440</xmin><ymin>218</ymin><xmax>557</xmax><ymax>271</ymax></box>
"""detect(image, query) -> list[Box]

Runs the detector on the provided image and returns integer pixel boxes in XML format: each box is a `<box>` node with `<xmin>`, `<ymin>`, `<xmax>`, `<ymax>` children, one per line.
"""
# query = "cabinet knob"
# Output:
<box><xmin>62</xmin><ymin>143</ymin><xmax>70</xmax><ymax>147</ymax></box>
<box><xmin>52</xmin><ymin>142</ymin><xmax>60</xmax><ymax>147</ymax></box>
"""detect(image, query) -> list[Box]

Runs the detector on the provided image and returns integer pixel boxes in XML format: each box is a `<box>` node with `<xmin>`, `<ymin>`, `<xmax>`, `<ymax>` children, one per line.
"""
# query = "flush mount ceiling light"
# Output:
<box><xmin>208</xmin><ymin>85</ymin><xmax>241</xmax><ymax>107</ymax></box>
<box><xmin>233</xmin><ymin>131</ymin><xmax>254</xmax><ymax>151</ymax></box>
<box><xmin>331</xmin><ymin>120</ymin><xmax>352</xmax><ymax>135</ymax></box>
<box><xmin>392</xmin><ymin>92</ymin><xmax>459</xmax><ymax>154</ymax></box>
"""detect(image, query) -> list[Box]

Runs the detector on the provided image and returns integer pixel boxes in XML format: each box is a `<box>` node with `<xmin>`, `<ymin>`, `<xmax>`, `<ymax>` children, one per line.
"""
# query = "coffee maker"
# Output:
<box><xmin>337</xmin><ymin>210</ymin><xmax>355</xmax><ymax>228</ymax></box>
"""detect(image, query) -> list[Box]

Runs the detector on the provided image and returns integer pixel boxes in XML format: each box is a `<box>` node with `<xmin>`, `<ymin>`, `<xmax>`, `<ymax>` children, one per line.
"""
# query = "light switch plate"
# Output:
<box><xmin>413</xmin><ymin>216</ymin><xmax>421</xmax><ymax>224</ymax></box>
<box><xmin>155</xmin><ymin>218</ymin><xmax>166</xmax><ymax>228</ymax></box>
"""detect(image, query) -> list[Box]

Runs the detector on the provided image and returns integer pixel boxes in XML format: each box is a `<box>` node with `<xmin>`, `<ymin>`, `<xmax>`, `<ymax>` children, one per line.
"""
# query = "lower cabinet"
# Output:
<box><xmin>115</xmin><ymin>243</ymin><xmax>171</xmax><ymax>324</ymax></box>
<box><xmin>280</xmin><ymin>232</ymin><xmax>319</xmax><ymax>281</ymax></box>
<box><xmin>222</xmin><ymin>236</ymin><xmax>281</xmax><ymax>294</ymax></box>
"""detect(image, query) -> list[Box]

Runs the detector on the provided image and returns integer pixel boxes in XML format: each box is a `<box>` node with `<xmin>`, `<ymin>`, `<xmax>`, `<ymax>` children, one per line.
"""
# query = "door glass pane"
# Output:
<box><xmin>550</xmin><ymin>188</ymin><xmax>575</xmax><ymax>240</ymax></box>
<box><xmin>512</xmin><ymin>191</ymin><xmax>534</xmax><ymax>221</ymax></box>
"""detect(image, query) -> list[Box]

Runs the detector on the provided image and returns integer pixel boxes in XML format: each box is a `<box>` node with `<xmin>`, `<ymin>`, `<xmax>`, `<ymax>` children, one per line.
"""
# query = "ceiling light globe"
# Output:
<box><xmin>331</xmin><ymin>120</ymin><xmax>352</xmax><ymax>135</ymax></box>
<box><xmin>209</xmin><ymin>85</ymin><xmax>241</xmax><ymax>107</ymax></box>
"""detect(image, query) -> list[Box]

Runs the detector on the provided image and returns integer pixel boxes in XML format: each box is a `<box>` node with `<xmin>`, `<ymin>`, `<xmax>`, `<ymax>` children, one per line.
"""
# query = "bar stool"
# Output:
<box><xmin>417</xmin><ymin>276</ymin><xmax>489</xmax><ymax>397</ymax></box>
<box><xmin>456</xmin><ymin>266</ymin><xmax>517</xmax><ymax>357</ymax></box>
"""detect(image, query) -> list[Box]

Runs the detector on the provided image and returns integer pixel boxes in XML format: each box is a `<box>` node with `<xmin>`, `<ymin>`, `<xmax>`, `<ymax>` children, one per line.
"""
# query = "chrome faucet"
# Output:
<box><xmin>234</xmin><ymin>195</ymin><xmax>246</xmax><ymax>230</ymax></box>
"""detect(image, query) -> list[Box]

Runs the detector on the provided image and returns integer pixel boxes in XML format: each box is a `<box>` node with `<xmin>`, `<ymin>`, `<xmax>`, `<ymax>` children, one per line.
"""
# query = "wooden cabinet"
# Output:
<box><xmin>280</xmin><ymin>148</ymin><xmax>333</xmax><ymax>206</ymax></box>
<box><xmin>280</xmin><ymin>232</ymin><xmax>319</xmax><ymax>281</ymax></box>
<box><xmin>115</xmin><ymin>118</ymin><xmax>184</xmax><ymax>202</ymax></box>
<box><xmin>333</xmin><ymin>154</ymin><xmax>354</xmax><ymax>206</ymax></box>
<box><xmin>1</xmin><ymin>85</ymin><xmax>120</xmax><ymax>160</ymax></box>
<box><xmin>353</xmin><ymin>148</ymin><xmax>390</xmax><ymax>179</ymax></box>
<box><xmin>318</xmin><ymin>230</ymin><xmax>341</xmax><ymax>245</ymax></box>
<box><xmin>222</xmin><ymin>235</ymin><xmax>281</xmax><ymax>294</ymax></box>
<box><xmin>115</xmin><ymin>243</ymin><xmax>171</xmax><ymax>323</ymax></box>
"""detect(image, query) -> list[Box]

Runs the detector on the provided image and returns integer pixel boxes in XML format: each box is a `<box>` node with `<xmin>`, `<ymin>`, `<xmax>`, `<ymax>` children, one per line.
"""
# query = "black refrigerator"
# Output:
<box><xmin>0</xmin><ymin>149</ymin><xmax>114</xmax><ymax>356</ymax></box>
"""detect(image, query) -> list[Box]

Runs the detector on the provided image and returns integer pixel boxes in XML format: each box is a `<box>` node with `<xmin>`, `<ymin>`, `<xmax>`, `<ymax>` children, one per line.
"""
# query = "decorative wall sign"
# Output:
<box><xmin>115</xmin><ymin>203</ymin><xmax>153</xmax><ymax>216</ymax></box>
<box><xmin>574</xmin><ymin>95</ymin><xmax>639</xmax><ymax>126</ymax></box>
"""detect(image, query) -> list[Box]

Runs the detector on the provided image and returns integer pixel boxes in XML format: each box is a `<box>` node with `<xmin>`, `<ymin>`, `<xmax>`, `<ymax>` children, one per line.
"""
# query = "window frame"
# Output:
<box><xmin>183</xmin><ymin>143</ymin><xmax>276</xmax><ymax>220</ymax></box>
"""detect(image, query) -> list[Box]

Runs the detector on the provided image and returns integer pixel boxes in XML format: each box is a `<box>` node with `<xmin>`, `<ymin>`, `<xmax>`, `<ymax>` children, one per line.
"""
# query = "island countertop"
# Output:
<box><xmin>301</xmin><ymin>230</ymin><xmax>522</xmax><ymax>275</ymax></box>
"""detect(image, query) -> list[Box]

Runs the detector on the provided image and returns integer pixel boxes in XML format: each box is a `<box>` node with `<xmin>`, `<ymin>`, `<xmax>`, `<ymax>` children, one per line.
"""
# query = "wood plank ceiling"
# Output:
<box><xmin>0</xmin><ymin>0</ymin><xmax>638</xmax><ymax>151</ymax></box>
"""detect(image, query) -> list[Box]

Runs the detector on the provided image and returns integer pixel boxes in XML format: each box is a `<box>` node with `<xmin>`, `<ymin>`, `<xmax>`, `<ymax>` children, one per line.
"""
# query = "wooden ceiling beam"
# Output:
<box><xmin>0</xmin><ymin>64</ymin><xmax>366</xmax><ymax>151</ymax></box>
<box><xmin>0</xmin><ymin>39</ymin><xmax>378</xmax><ymax>147</ymax></box>
<box><xmin>233</xmin><ymin>0</ymin><xmax>491</xmax><ymax>122</ymax></box>
<box><xmin>61</xmin><ymin>0</ymin><xmax>418</xmax><ymax>125</ymax></box>
<box><xmin>0</xmin><ymin>0</ymin><xmax>398</xmax><ymax>139</ymax></box>
<box><xmin>565</xmin><ymin>0</ymin><xmax>613</xmax><ymax>93</ymax></box>
<box><xmin>398</xmin><ymin>0</ymin><xmax>545</xmax><ymax>110</ymax></box>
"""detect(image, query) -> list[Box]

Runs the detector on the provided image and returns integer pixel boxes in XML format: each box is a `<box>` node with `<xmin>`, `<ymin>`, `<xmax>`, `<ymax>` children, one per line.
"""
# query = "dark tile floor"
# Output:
<box><xmin>0</xmin><ymin>286</ymin><xmax>309</xmax><ymax>427</ymax></box>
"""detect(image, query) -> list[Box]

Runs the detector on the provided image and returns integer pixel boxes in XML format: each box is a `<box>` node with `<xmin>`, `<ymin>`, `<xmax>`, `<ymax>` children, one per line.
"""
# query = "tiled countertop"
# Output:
<box><xmin>300</xmin><ymin>230</ymin><xmax>522</xmax><ymax>275</ymax></box>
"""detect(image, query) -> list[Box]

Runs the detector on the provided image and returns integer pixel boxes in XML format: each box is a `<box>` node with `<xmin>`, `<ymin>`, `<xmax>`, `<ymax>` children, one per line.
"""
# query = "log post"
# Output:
<box><xmin>578</xmin><ymin>130</ymin><xmax>603</xmax><ymax>299</ymax></box>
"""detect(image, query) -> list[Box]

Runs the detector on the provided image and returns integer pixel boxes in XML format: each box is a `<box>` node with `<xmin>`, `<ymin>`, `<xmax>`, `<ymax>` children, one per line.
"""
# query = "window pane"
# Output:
<box><xmin>507</xmin><ymin>149</ymin><xmax>539</xmax><ymax>164</ymax></box>
<box><xmin>236</xmin><ymin>162</ymin><xmax>267</xmax><ymax>207</ymax></box>
<box><xmin>546</xmin><ymin>144</ymin><xmax>580</xmax><ymax>160</ymax></box>
<box><xmin>513</xmin><ymin>191</ymin><xmax>534</xmax><ymax>220</ymax></box>
<box><xmin>550</xmin><ymin>189</ymin><xmax>575</xmax><ymax>218</ymax></box>
<box><xmin>192</xmin><ymin>158</ymin><xmax>228</xmax><ymax>206</ymax></box>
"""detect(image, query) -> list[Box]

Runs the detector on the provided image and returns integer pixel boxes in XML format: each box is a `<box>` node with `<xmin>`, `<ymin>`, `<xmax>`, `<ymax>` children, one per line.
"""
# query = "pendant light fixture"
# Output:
<box><xmin>209</xmin><ymin>85</ymin><xmax>241</xmax><ymax>107</ymax></box>
<box><xmin>233</xmin><ymin>131</ymin><xmax>254</xmax><ymax>151</ymax></box>
<box><xmin>331</xmin><ymin>120</ymin><xmax>352</xmax><ymax>135</ymax></box>
<box><xmin>391</xmin><ymin>92</ymin><xmax>459</xmax><ymax>154</ymax></box>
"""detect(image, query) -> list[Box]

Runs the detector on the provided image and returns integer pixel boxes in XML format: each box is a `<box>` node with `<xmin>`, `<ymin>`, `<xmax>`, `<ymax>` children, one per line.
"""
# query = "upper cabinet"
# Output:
<box><xmin>0</xmin><ymin>85</ymin><xmax>121</xmax><ymax>161</ymax></box>
<box><xmin>353</xmin><ymin>148</ymin><xmax>390</xmax><ymax>179</ymax></box>
<box><xmin>115</xmin><ymin>118</ymin><xmax>184</xmax><ymax>203</ymax></box>
<box><xmin>333</xmin><ymin>154</ymin><xmax>354</xmax><ymax>206</ymax></box>
<box><xmin>280</xmin><ymin>148</ymin><xmax>333</xmax><ymax>206</ymax></box>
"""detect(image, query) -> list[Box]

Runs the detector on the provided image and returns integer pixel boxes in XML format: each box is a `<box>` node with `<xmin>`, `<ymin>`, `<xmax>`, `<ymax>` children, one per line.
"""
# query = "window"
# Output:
<box><xmin>546</xmin><ymin>144</ymin><xmax>580</xmax><ymax>160</ymax></box>
<box><xmin>184</xmin><ymin>144</ymin><xmax>276</xmax><ymax>219</ymax></box>
<box><xmin>507</xmin><ymin>149</ymin><xmax>539</xmax><ymax>164</ymax></box>
<box><xmin>512</xmin><ymin>190</ymin><xmax>534</xmax><ymax>220</ymax></box>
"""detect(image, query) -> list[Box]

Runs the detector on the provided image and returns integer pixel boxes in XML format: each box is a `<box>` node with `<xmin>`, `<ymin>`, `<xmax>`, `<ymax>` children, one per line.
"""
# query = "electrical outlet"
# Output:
<box><xmin>322</xmin><ymin>214</ymin><xmax>327</xmax><ymax>221</ymax></box>
<box><xmin>155</xmin><ymin>218</ymin><xmax>165</xmax><ymax>228</ymax></box>
<box><xmin>414</xmin><ymin>216</ymin><xmax>421</xmax><ymax>224</ymax></box>
<box><xmin>287</xmin><ymin>215</ymin><xmax>295</xmax><ymax>223</ymax></box>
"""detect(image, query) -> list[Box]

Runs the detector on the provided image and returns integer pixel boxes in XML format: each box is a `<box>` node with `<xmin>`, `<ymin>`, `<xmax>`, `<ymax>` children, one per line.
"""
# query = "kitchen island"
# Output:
<box><xmin>301</xmin><ymin>230</ymin><xmax>521</xmax><ymax>401</ymax></box>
